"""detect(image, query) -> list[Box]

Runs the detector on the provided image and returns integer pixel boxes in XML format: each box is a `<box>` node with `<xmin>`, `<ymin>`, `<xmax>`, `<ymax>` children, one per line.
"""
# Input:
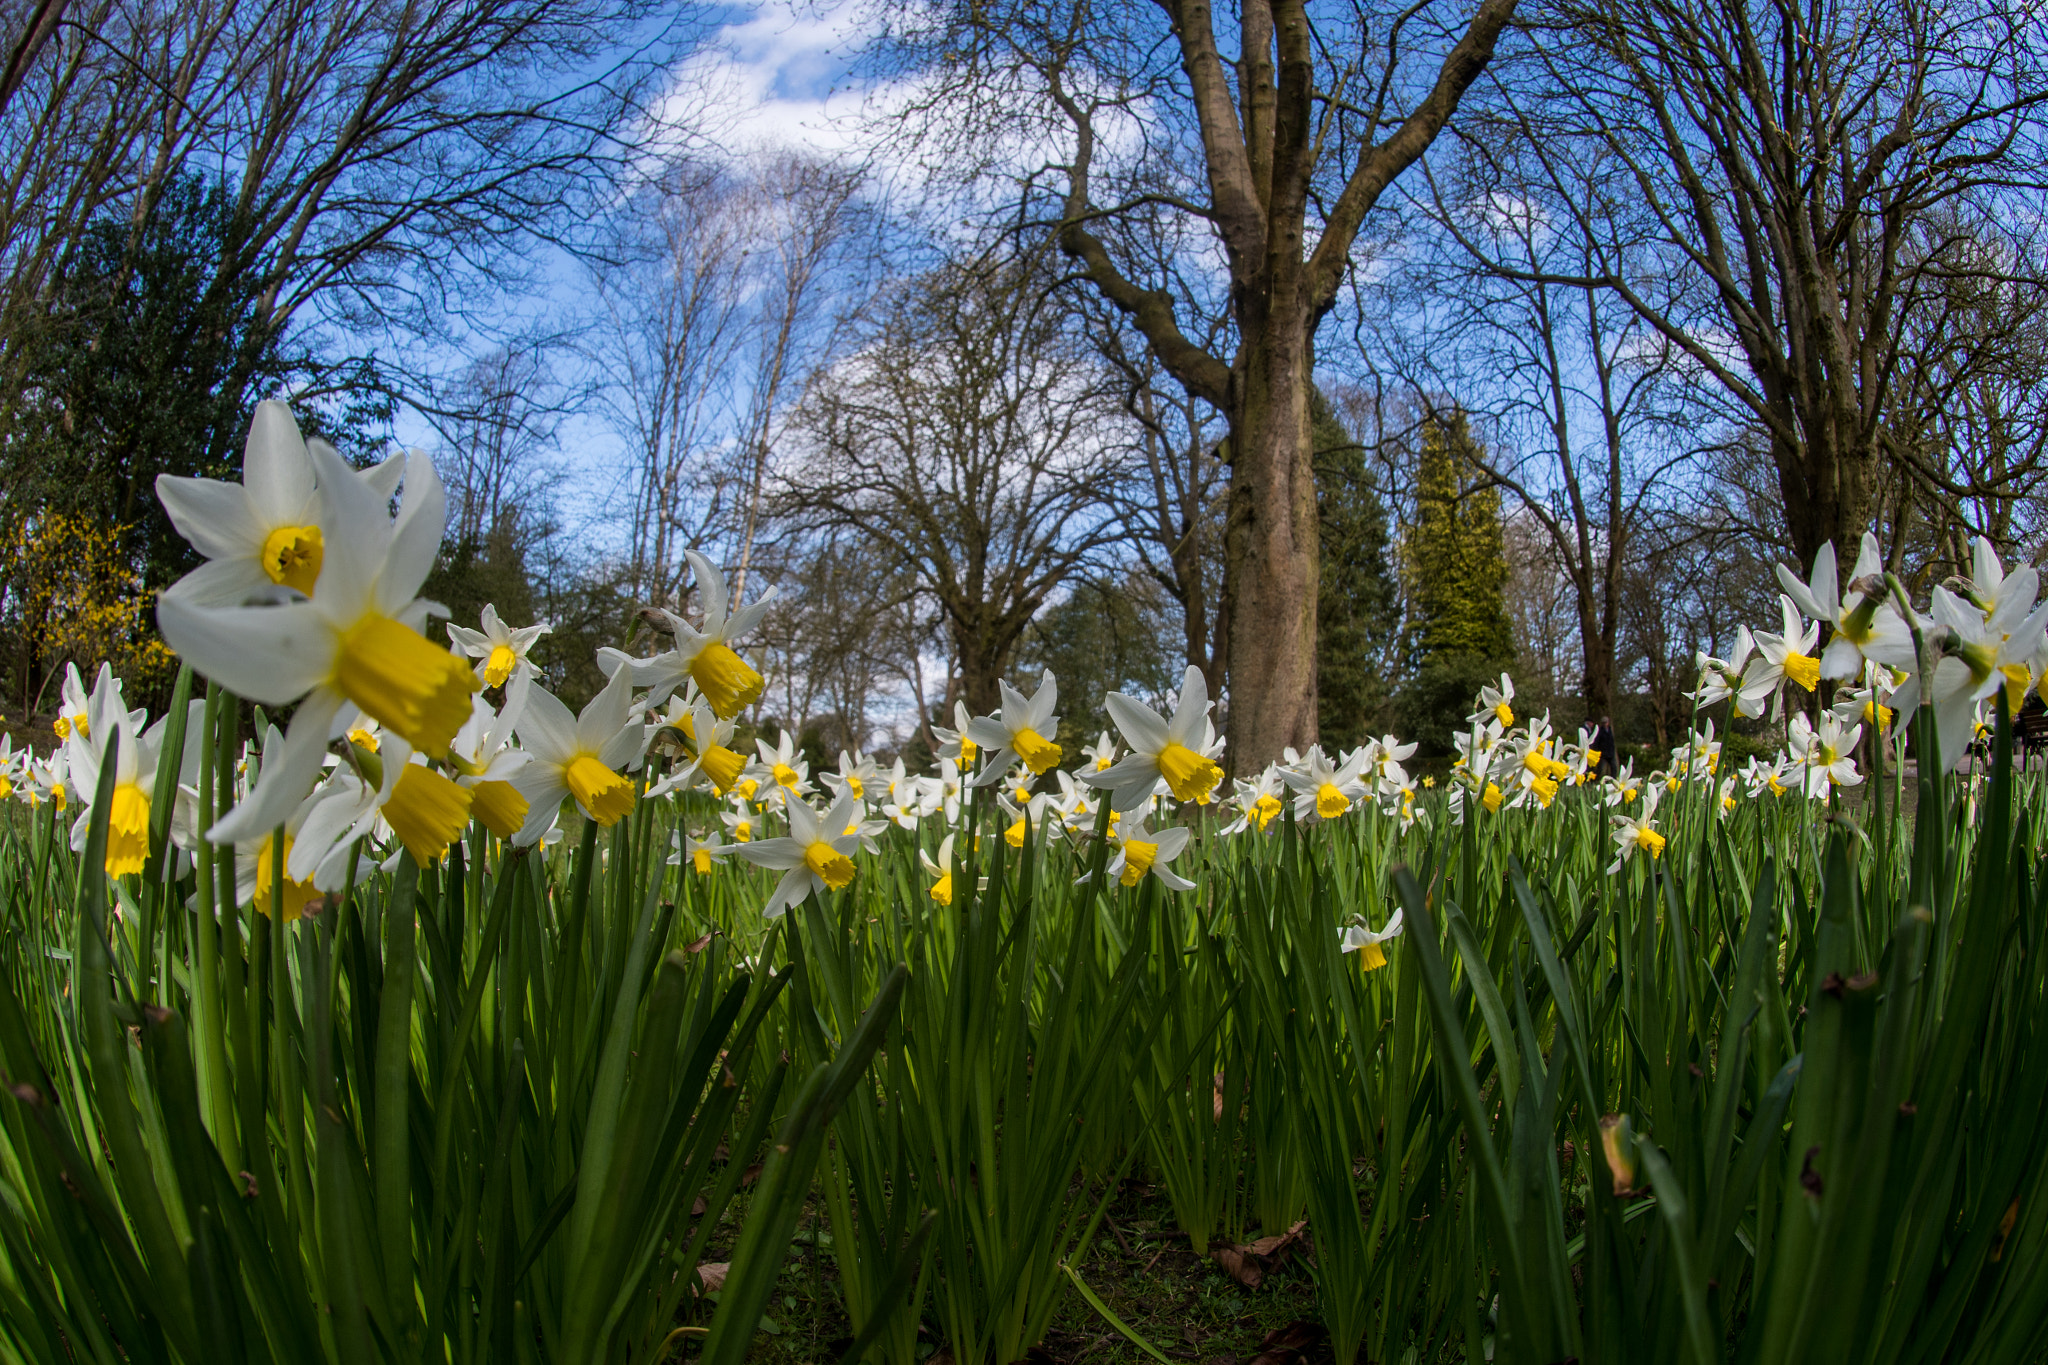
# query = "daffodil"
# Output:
<box><xmin>1339</xmin><ymin>909</ymin><xmax>1405</xmax><ymax>971</ymax></box>
<box><xmin>157</xmin><ymin>444</ymin><xmax>478</xmax><ymax>845</ymax></box>
<box><xmin>1473</xmin><ymin>674</ymin><xmax>1516</xmax><ymax>729</ymax></box>
<box><xmin>923</xmin><ymin>758</ymin><xmax>966</xmax><ymax>823</ymax></box>
<box><xmin>1787</xmin><ymin>712</ymin><xmax>1863</xmax><ymax>798</ymax></box>
<box><xmin>1693</xmin><ymin>627</ymin><xmax>1760</xmax><ymax>716</ymax></box>
<box><xmin>730</xmin><ymin>793</ymin><xmax>862</xmax><ymax>918</ymax></box>
<box><xmin>1105</xmin><ymin>817</ymin><xmax>1195</xmax><ymax>890</ymax></box>
<box><xmin>966</xmin><ymin>671</ymin><xmax>1064</xmax><ymax>783</ymax></box>
<box><xmin>231</xmin><ymin>739</ymin><xmax>337</xmax><ymax>917</ymax></box>
<box><xmin>721</xmin><ymin>799</ymin><xmax>758</xmax><ymax>844</ymax></box>
<box><xmin>1052</xmin><ymin>770</ymin><xmax>1098</xmax><ymax>834</ymax></box>
<box><xmin>1889</xmin><ymin>580</ymin><xmax>2048</xmax><ymax>768</ymax></box>
<box><xmin>447</xmin><ymin>603</ymin><xmax>550</xmax><ymax>701</ymax></box>
<box><xmin>598</xmin><ymin>550</ymin><xmax>770</xmax><ymax>718</ymax></box>
<box><xmin>823</xmin><ymin>750</ymin><xmax>881</xmax><ymax>802</ymax></box>
<box><xmin>1609</xmin><ymin>789</ymin><xmax>1667</xmax><ymax>873</ymax></box>
<box><xmin>64</xmin><ymin>699</ymin><xmax>167</xmax><ymax>877</ymax></box>
<box><xmin>930</xmin><ymin>701</ymin><xmax>981</xmax><ymax>771</ymax></box>
<box><xmin>1080</xmin><ymin>731</ymin><xmax>1120</xmax><ymax>772</ymax></box>
<box><xmin>155</xmin><ymin>400</ymin><xmax>403</xmax><ymax>607</ymax></box>
<box><xmin>1775</xmin><ymin>533</ymin><xmax>1913</xmax><ymax>678</ymax></box>
<box><xmin>1220</xmin><ymin>768</ymin><xmax>1286</xmax><ymax>835</ymax></box>
<box><xmin>1279</xmin><ymin>746</ymin><xmax>1369</xmax><ymax>822</ymax></box>
<box><xmin>749</xmin><ymin>731</ymin><xmax>812</xmax><ymax>807</ymax></box>
<box><xmin>291</xmin><ymin>733</ymin><xmax>475</xmax><ymax>875</ymax></box>
<box><xmin>508</xmin><ymin>668</ymin><xmax>647</xmax><ymax>845</ymax></box>
<box><xmin>647</xmin><ymin>692</ymin><xmax>747</xmax><ymax>796</ymax></box>
<box><xmin>1087</xmin><ymin>665</ymin><xmax>1227</xmax><ymax>812</ymax></box>
<box><xmin>1740</xmin><ymin>596</ymin><xmax>1823</xmax><ymax>716</ymax></box>
<box><xmin>446</xmin><ymin>696</ymin><xmax>533</xmax><ymax>840</ymax></box>
<box><xmin>669</xmin><ymin>827</ymin><xmax>727</xmax><ymax>874</ymax></box>
<box><xmin>1604</xmin><ymin>761</ymin><xmax>1642</xmax><ymax>808</ymax></box>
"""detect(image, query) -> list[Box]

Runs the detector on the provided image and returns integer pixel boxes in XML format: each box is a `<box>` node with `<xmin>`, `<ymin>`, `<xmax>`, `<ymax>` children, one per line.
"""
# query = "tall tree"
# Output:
<box><xmin>1409</xmin><ymin>132</ymin><xmax>1685</xmax><ymax>718</ymax></box>
<box><xmin>1488</xmin><ymin>0</ymin><xmax>2048</xmax><ymax>566</ymax></box>
<box><xmin>1313</xmin><ymin>392</ymin><xmax>1399</xmax><ymax>749</ymax></box>
<box><xmin>891</xmin><ymin>0</ymin><xmax>1517</xmax><ymax>768</ymax></box>
<box><xmin>1399</xmin><ymin>410</ymin><xmax>1513</xmax><ymax>750</ymax></box>
<box><xmin>782</xmin><ymin>245</ymin><xmax>1129</xmax><ymax>714</ymax></box>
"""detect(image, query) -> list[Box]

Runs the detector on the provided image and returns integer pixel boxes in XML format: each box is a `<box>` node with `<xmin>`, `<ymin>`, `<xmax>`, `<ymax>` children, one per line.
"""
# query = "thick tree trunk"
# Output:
<box><xmin>1223</xmin><ymin>311</ymin><xmax>1320</xmax><ymax>770</ymax></box>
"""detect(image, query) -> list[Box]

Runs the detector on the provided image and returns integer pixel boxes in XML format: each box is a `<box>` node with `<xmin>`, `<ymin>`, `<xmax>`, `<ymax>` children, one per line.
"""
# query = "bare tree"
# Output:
<box><xmin>886</xmin><ymin>0</ymin><xmax>1517</xmax><ymax>767</ymax></box>
<box><xmin>1483</xmin><ymin>0</ymin><xmax>2048</xmax><ymax>567</ymax></box>
<box><xmin>1405</xmin><ymin>134</ymin><xmax>1690</xmax><ymax>717</ymax></box>
<box><xmin>592</xmin><ymin>153</ymin><xmax>865</xmax><ymax>610</ymax></box>
<box><xmin>1088</xmin><ymin>312</ymin><xmax>1229</xmax><ymax>689</ymax></box>
<box><xmin>782</xmin><ymin>244</ymin><xmax>1131</xmax><ymax>715</ymax></box>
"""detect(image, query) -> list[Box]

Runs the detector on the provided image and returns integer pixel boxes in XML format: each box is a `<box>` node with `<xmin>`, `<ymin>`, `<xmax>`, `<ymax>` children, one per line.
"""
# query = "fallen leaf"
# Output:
<box><xmin>696</xmin><ymin>1262</ymin><xmax>728</xmax><ymax>1293</ymax></box>
<box><xmin>690</xmin><ymin>1194</ymin><xmax>707</xmax><ymax>1216</ymax></box>
<box><xmin>1244</xmin><ymin>1321</ymin><xmax>1324</xmax><ymax>1365</ymax></box>
<box><xmin>1210</xmin><ymin>1219</ymin><xmax>1308</xmax><ymax>1288</ymax></box>
<box><xmin>740</xmin><ymin>1162</ymin><xmax>763</xmax><ymax>1186</ymax></box>
<box><xmin>1212</xmin><ymin>1243</ymin><xmax>1262</xmax><ymax>1288</ymax></box>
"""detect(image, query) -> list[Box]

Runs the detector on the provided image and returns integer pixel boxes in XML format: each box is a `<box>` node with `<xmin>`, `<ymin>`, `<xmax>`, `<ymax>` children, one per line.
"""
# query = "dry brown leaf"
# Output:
<box><xmin>1243</xmin><ymin>1321</ymin><xmax>1323</xmax><ymax>1365</ymax></box>
<box><xmin>696</xmin><ymin>1262</ymin><xmax>728</xmax><ymax>1293</ymax></box>
<box><xmin>1211</xmin><ymin>1219</ymin><xmax>1308</xmax><ymax>1289</ymax></box>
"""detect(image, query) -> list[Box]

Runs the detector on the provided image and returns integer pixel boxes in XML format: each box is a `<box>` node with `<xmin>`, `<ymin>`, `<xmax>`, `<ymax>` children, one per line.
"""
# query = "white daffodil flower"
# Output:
<box><xmin>731</xmin><ymin>793</ymin><xmax>862</xmax><ymax>918</ymax></box>
<box><xmin>669</xmin><ymin>827</ymin><xmax>727</xmax><ymax>874</ymax></box>
<box><xmin>508</xmin><ymin>668</ymin><xmax>646</xmax><ymax>846</ymax></box>
<box><xmin>1693</xmin><ymin>626</ymin><xmax>1760</xmax><ymax>715</ymax></box>
<box><xmin>231</xmin><ymin>733</ymin><xmax>337</xmax><ymax>919</ymax></box>
<box><xmin>290</xmin><ymin>732</ymin><xmax>475</xmax><ymax>880</ymax></box>
<box><xmin>823</xmin><ymin>750</ymin><xmax>881</xmax><ymax>802</ymax></box>
<box><xmin>64</xmin><ymin>697</ymin><xmax>167</xmax><ymax>877</ymax></box>
<box><xmin>597</xmin><ymin>550</ymin><xmax>771</xmax><ymax>718</ymax></box>
<box><xmin>1104</xmin><ymin>818</ymin><xmax>1195</xmax><ymax>891</ymax></box>
<box><xmin>1086</xmin><ymin>665</ymin><xmax>1226</xmax><ymax>812</ymax></box>
<box><xmin>1052</xmin><ymin>769</ymin><xmax>1097</xmax><ymax>834</ymax></box>
<box><xmin>1339</xmin><ymin>909</ymin><xmax>1405</xmax><ymax>971</ymax></box>
<box><xmin>930</xmin><ymin>701</ymin><xmax>981</xmax><ymax>771</ymax></box>
<box><xmin>721</xmin><ymin>799</ymin><xmax>759</xmax><ymax>845</ymax></box>
<box><xmin>156</xmin><ymin>442</ymin><xmax>477</xmax><ymax>845</ymax></box>
<box><xmin>920</xmin><ymin>833</ymin><xmax>961</xmax><ymax>905</ymax></box>
<box><xmin>446</xmin><ymin>696</ymin><xmax>533</xmax><ymax>840</ymax></box>
<box><xmin>1473</xmin><ymin>674</ymin><xmax>1516</xmax><ymax>729</ymax></box>
<box><xmin>1080</xmin><ymin>731</ymin><xmax>1120</xmax><ymax>772</ymax></box>
<box><xmin>1368</xmin><ymin>734</ymin><xmax>1419</xmax><ymax>785</ymax></box>
<box><xmin>1739</xmin><ymin>595</ymin><xmax>1823</xmax><ymax>717</ymax></box>
<box><xmin>447</xmin><ymin>603</ymin><xmax>550</xmax><ymax>727</ymax></box>
<box><xmin>1890</xmin><ymin>582</ymin><xmax>2048</xmax><ymax>768</ymax></box>
<box><xmin>1609</xmin><ymin>790</ymin><xmax>1667</xmax><ymax>874</ymax></box>
<box><xmin>966</xmin><ymin>671</ymin><xmax>1064</xmax><ymax>784</ymax></box>
<box><xmin>749</xmin><ymin>731</ymin><xmax>811</xmax><ymax>807</ymax></box>
<box><xmin>1279</xmin><ymin>745</ymin><xmax>1370</xmax><ymax>822</ymax></box>
<box><xmin>1220</xmin><ymin>768</ymin><xmax>1286</xmax><ymax>835</ymax></box>
<box><xmin>1775</xmin><ymin>533</ymin><xmax>1914</xmax><ymax>679</ymax></box>
<box><xmin>923</xmin><ymin>759</ymin><xmax>966</xmax><ymax>824</ymax></box>
<box><xmin>155</xmin><ymin>401</ymin><xmax>401</xmax><ymax>607</ymax></box>
<box><xmin>1787</xmin><ymin>712</ymin><xmax>1863</xmax><ymax>798</ymax></box>
<box><xmin>644</xmin><ymin>691</ymin><xmax>746</xmax><ymax>798</ymax></box>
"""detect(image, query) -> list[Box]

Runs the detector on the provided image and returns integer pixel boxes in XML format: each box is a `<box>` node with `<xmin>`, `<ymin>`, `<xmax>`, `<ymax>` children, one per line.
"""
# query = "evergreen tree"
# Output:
<box><xmin>1398</xmin><ymin>409</ymin><xmax>1514</xmax><ymax>753</ymax></box>
<box><xmin>0</xmin><ymin>174</ymin><xmax>387</xmax><ymax>707</ymax></box>
<box><xmin>1312</xmin><ymin>390</ymin><xmax>1399</xmax><ymax>750</ymax></box>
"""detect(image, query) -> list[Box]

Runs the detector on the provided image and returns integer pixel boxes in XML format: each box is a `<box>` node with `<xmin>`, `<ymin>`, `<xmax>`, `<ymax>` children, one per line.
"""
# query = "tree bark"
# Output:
<box><xmin>1224</xmin><ymin>307</ymin><xmax>1322</xmax><ymax>759</ymax></box>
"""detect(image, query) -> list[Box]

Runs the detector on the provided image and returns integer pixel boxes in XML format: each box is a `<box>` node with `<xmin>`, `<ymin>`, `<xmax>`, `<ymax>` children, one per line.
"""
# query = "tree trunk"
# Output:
<box><xmin>1223</xmin><ymin>311</ymin><xmax>1320</xmax><ymax>769</ymax></box>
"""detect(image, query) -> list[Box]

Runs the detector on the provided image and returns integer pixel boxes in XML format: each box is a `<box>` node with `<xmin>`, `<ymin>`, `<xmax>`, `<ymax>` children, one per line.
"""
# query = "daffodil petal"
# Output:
<box><xmin>155</xmin><ymin>595</ymin><xmax>331</xmax><ymax>704</ymax></box>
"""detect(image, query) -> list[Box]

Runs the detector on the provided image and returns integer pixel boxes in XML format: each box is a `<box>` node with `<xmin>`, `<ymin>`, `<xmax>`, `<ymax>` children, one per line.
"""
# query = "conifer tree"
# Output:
<box><xmin>1313</xmin><ymin>391</ymin><xmax>1399</xmax><ymax>750</ymax></box>
<box><xmin>1399</xmin><ymin>409</ymin><xmax>1514</xmax><ymax>751</ymax></box>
